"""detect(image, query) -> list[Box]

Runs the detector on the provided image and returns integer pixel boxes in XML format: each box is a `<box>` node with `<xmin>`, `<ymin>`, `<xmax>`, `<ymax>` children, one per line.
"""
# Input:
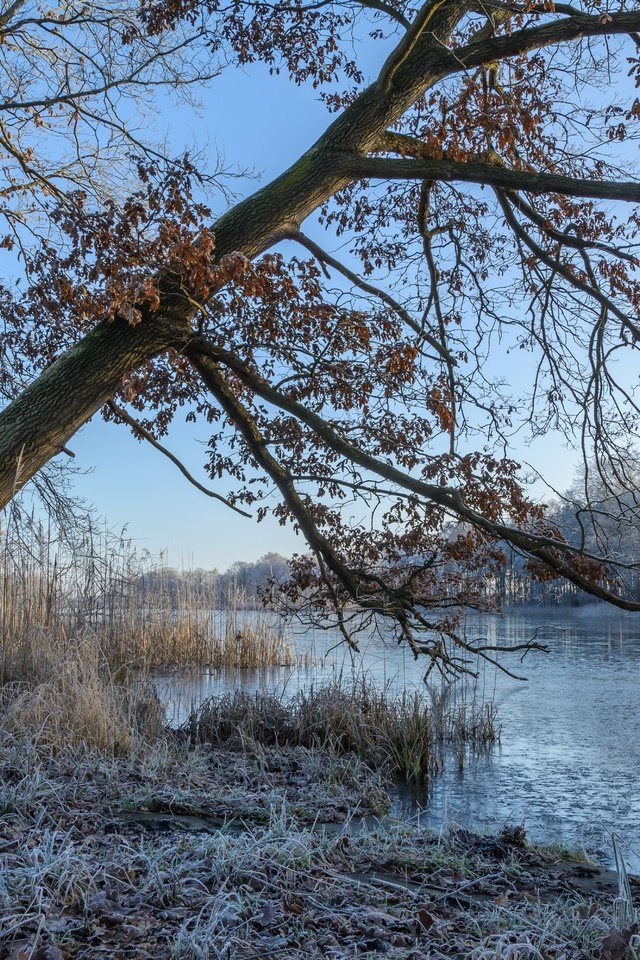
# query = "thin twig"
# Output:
<box><xmin>107</xmin><ymin>400</ymin><xmax>251</xmax><ymax>518</ymax></box>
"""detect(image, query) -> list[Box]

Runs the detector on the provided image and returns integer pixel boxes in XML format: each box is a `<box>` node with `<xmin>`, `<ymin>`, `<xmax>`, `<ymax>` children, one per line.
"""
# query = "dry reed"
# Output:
<box><xmin>0</xmin><ymin>517</ymin><xmax>306</xmax><ymax>752</ymax></box>
<box><xmin>189</xmin><ymin>679</ymin><xmax>499</xmax><ymax>783</ymax></box>
<box><xmin>0</xmin><ymin>518</ymin><xmax>301</xmax><ymax>686</ymax></box>
<box><xmin>0</xmin><ymin>636</ymin><xmax>166</xmax><ymax>753</ymax></box>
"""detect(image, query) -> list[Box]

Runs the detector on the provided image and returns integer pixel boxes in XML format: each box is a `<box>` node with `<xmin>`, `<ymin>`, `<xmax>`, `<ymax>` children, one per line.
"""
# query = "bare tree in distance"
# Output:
<box><xmin>2</xmin><ymin>0</ymin><xmax>640</xmax><ymax>675</ymax></box>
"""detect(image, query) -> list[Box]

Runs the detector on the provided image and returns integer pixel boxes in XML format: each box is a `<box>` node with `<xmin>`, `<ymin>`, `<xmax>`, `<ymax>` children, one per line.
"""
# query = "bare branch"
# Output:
<box><xmin>505</xmin><ymin>191</ymin><xmax>640</xmax><ymax>266</ymax></box>
<box><xmin>0</xmin><ymin>0</ymin><xmax>27</xmax><ymax>29</ymax></box>
<box><xmin>288</xmin><ymin>229</ymin><xmax>458</xmax><ymax>365</ymax></box>
<box><xmin>348</xmin><ymin>154</ymin><xmax>640</xmax><ymax>205</ymax></box>
<box><xmin>106</xmin><ymin>400</ymin><xmax>252</xmax><ymax>518</ymax></box>
<box><xmin>496</xmin><ymin>189</ymin><xmax>640</xmax><ymax>341</ymax></box>
<box><xmin>187</xmin><ymin>357</ymin><xmax>368</xmax><ymax>605</ymax></box>
<box><xmin>378</xmin><ymin>0</ymin><xmax>456</xmax><ymax>90</ymax></box>
<box><xmin>185</xmin><ymin>338</ymin><xmax>640</xmax><ymax>611</ymax></box>
<box><xmin>438</xmin><ymin>8</ymin><xmax>640</xmax><ymax>74</ymax></box>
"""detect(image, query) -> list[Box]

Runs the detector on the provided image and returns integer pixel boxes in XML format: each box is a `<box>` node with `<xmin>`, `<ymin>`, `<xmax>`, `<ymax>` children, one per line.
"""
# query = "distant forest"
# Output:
<box><xmin>137</xmin><ymin>553</ymin><xmax>292</xmax><ymax>609</ymax></box>
<box><xmin>132</xmin><ymin>476</ymin><xmax>640</xmax><ymax>611</ymax></box>
<box><xmin>138</xmin><ymin>540</ymin><xmax>640</xmax><ymax>611</ymax></box>
<box><xmin>486</xmin><ymin>558</ymin><xmax>640</xmax><ymax>607</ymax></box>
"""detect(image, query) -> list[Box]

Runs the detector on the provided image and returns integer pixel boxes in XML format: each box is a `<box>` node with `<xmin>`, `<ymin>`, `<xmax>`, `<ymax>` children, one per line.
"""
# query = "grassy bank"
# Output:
<box><xmin>0</xmin><ymin>638</ymin><xmax>638</xmax><ymax>958</ymax></box>
<box><xmin>2</xmin><ymin>524</ymin><xmax>639</xmax><ymax>958</ymax></box>
<box><xmin>2</xmin><ymin>728</ymin><xmax>639</xmax><ymax>960</ymax></box>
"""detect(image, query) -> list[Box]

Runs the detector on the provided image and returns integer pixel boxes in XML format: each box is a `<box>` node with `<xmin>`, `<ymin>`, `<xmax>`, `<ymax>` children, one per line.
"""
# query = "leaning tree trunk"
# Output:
<box><xmin>0</xmin><ymin>317</ymin><xmax>179</xmax><ymax>508</ymax></box>
<box><xmin>0</xmin><ymin>152</ymin><xmax>353</xmax><ymax>510</ymax></box>
<box><xmin>0</xmin><ymin>0</ymin><xmax>469</xmax><ymax>510</ymax></box>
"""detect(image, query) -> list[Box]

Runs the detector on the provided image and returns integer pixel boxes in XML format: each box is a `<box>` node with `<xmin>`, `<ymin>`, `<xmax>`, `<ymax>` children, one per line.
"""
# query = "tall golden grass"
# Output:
<box><xmin>0</xmin><ymin>516</ymin><xmax>302</xmax><ymax>751</ymax></box>
<box><xmin>0</xmin><ymin>642</ymin><xmax>166</xmax><ymax>753</ymax></box>
<box><xmin>0</xmin><ymin>517</ymin><xmax>497</xmax><ymax>774</ymax></box>
<box><xmin>0</xmin><ymin>518</ymin><xmax>300</xmax><ymax>685</ymax></box>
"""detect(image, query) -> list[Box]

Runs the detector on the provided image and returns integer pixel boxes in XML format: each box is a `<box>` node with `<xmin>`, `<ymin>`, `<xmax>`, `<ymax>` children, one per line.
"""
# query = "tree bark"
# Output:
<box><xmin>0</xmin><ymin>317</ymin><xmax>181</xmax><ymax>509</ymax></box>
<box><xmin>2</xmin><ymin>0</ymin><xmax>640</xmax><ymax>510</ymax></box>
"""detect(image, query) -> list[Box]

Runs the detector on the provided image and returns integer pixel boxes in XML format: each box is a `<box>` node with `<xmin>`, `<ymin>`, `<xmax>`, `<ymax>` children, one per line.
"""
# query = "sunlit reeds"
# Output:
<box><xmin>0</xmin><ymin>518</ymin><xmax>301</xmax><ymax>687</ymax></box>
<box><xmin>0</xmin><ymin>653</ymin><xmax>165</xmax><ymax>753</ymax></box>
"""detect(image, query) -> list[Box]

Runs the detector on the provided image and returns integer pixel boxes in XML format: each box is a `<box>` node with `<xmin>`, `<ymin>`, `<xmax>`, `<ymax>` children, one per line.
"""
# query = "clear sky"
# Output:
<box><xmin>64</xmin><ymin>63</ymin><xmax>328</xmax><ymax>570</ymax></box>
<box><xmin>35</xmin><ymin>43</ymin><xmax>586</xmax><ymax>571</ymax></box>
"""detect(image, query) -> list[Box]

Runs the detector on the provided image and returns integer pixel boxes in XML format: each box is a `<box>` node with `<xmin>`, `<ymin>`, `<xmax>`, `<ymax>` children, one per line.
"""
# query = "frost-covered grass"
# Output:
<box><xmin>1</xmin><ymin>732</ymin><xmax>638</xmax><ymax>960</ymax></box>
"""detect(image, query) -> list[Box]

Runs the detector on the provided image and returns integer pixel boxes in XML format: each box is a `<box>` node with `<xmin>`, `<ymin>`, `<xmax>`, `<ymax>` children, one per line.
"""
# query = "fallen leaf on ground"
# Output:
<box><xmin>599</xmin><ymin>923</ymin><xmax>639</xmax><ymax>960</ymax></box>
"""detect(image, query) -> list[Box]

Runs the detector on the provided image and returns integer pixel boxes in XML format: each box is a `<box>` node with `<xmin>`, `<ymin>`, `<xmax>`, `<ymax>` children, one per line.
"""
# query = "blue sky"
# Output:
<box><xmin>68</xmin><ymin>62</ymin><xmax>335</xmax><ymax>571</ymax></box>
<box><xmin>31</xmin><ymin>41</ymin><xmax>592</xmax><ymax>570</ymax></box>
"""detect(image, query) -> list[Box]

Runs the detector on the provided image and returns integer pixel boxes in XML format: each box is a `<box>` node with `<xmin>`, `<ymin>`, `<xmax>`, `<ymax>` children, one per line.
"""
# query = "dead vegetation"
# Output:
<box><xmin>1</xmin><ymin>731</ymin><xmax>638</xmax><ymax>960</ymax></box>
<box><xmin>0</xmin><ymin>519</ymin><xmax>302</xmax><ymax>688</ymax></box>
<box><xmin>188</xmin><ymin>681</ymin><xmax>498</xmax><ymax>783</ymax></box>
<box><xmin>0</xmin><ymin>518</ymin><xmax>494</xmax><ymax>781</ymax></box>
<box><xmin>2</xmin><ymin>521</ymin><xmax>638</xmax><ymax>958</ymax></box>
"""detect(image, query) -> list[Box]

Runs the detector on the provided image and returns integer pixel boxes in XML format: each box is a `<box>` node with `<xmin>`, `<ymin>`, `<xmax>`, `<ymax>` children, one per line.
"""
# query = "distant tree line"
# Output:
<box><xmin>136</xmin><ymin>553</ymin><xmax>292</xmax><ymax>609</ymax></box>
<box><xmin>489</xmin><ymin>476</ymin><xmax>640</xmax><ymax>607</ymax></box>
<box><xmin>136</xmin><ymin>499</ymin><xmax>640</xmax><ymax>612</ymax></box>
<box><xmin>134</xmin><ymin>472</ymin><xmax>640</xmax><ymax>613</ymax></box>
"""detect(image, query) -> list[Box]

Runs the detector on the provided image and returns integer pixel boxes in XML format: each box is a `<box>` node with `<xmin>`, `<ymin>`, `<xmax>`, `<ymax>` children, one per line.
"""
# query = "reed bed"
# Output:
<box><xmin>0</xmin><ymin>644</ymin><xmax>165</xmax><ymax>754</ymax></box>
<box><xmin>188</xmin><ymin>679</ymin><xmax>499</xmax><ymax>783</ymax></box>
<box><xmin>0</xmin><ymin>518</ymin><xmax>302</xmax><ymax>686</ymax></box>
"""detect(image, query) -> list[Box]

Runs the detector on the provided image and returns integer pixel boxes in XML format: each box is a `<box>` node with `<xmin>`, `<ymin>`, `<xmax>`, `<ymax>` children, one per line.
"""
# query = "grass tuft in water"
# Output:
<box><xmin>188</xmin><ymin>679</ymin><xmax>499</xmax><ymax>783</ymax></box>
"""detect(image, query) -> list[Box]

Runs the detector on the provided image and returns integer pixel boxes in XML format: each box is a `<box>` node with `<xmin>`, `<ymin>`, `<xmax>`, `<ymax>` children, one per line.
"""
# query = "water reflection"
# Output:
<box><xmin>154</xmin><ymin>606</ymin><xmax>640</xmax><ymax>871</ymax></box>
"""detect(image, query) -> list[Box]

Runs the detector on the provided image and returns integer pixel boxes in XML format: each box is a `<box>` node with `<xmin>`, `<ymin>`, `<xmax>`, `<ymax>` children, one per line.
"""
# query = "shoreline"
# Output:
<box><xmin>2</xmin><ymin>734</ymin><xmax>639</xmax><ymax>959</ymax></box>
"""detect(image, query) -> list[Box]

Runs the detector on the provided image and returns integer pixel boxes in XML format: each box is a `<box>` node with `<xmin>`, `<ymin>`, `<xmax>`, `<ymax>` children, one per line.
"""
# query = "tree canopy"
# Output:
<box><xmin>2</xmin><ymin>0</ymin><xmax>640</xmax><ymax>675</ymax></box>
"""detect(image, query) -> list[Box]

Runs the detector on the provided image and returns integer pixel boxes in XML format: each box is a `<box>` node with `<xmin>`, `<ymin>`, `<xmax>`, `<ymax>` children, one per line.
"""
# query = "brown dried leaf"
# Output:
<box><xmin>417</xmin><ymin>908</ymin><xmax>435</xmax><ymax>931</ymax></box>
<box><xmin>599</xmin><ymin>923</ymin><xmax>639</xmax><ymax>960</ymax></box>
<box><xmin>14</xmin><ymin>945</ymin><xmax>65</xmax><ymax>960</ymax></box>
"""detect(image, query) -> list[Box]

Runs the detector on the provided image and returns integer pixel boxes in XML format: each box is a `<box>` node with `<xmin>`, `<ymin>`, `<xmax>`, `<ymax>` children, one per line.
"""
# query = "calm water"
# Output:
<box><xmin>154</xmin><ymin>606</ymin><xmax>640</xmax><ymax>870</ymax></box>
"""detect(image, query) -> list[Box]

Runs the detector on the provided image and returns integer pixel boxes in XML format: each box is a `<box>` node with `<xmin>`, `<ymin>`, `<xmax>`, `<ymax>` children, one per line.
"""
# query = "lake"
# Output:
<box><xmin>154</xmin><ymin>605</ymin><xmax>640</xmax><ymax>871</ymax></box>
